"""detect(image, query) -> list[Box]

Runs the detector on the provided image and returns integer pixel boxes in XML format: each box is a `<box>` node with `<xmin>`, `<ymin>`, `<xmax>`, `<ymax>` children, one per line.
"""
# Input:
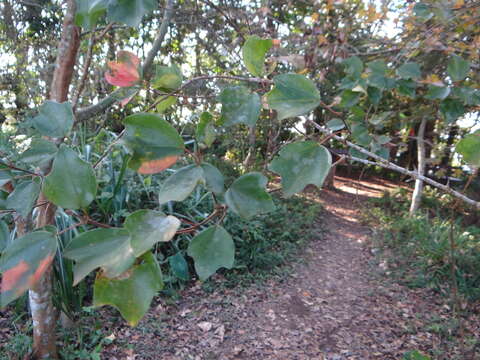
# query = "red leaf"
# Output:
<box><xmin>1</xmin><ymin>261</ymin><xmax>29</xmax><ymax>293</ymax></box>
<box><xmin>138</xmin><ymin>155</ymin><xmax>179</xmax><ymax>174</ymax></box>
<box><xmin>28</xmin><ymin>254</ymin><xmax>54</xmax><ymax>287</ymax></box>
<box><xmin>105</xmin><ymin>51</ymin><xmax>140</xmax><ymax>87</ymax></box>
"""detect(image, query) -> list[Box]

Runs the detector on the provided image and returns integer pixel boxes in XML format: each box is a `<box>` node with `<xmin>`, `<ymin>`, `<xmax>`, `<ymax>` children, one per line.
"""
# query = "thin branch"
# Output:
<box><xmin>142</xmin><ymin>0</ymin><xmax>175</xmax><ymax>79</ymax></box>
<box><xmin>308</xmin><ymin>120</ymin><xmax>480</xmax><ymax>210</ymax></box>
<box><xmin>76</xmin><ymin>0</ymin><xmax>176</xmax><ymax>122</ymax></box>
<box><xmin>146</xmin><ymin>74</ymin><xmax>271</xmax><ymax>111</ymax></box>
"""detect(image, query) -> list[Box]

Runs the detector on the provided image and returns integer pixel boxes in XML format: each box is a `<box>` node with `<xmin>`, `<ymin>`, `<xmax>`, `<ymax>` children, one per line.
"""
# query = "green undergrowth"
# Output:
<box><xmin>202</xmin><ymin>193</ymin><xmax>321</xmax><ymax>290</ymax></box>
<box><xmin>365</xmin><ymin>187</ymin><xmax>480</xmax><ymax>302</ymax></box>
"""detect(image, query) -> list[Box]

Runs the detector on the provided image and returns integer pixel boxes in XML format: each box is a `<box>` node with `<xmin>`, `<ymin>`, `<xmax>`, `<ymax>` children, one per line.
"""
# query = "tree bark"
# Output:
<box><xmin>29</xmin><ymin>1</ymin><xmax>80</xmax><ymax>358</ymax></box>
<box><xmin>409</xmin><ymin>117</ymin><xmax>428</xmax><ymax>214</ymax></box>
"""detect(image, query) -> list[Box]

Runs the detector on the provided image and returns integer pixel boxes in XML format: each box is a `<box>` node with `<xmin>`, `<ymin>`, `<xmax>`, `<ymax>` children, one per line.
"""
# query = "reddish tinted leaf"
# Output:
<box><xmin>105</xmin><ymin>51</ymin><xmax>140</xmax><ymax>87</ymax></box>
<box><xmin>137</xmin><ymin>155</ymin><xmax>179</xmax><ymax>174</ymax></box>
<box><xmin>28</xmin><ymin>254</ymin><xmax>55</xmax><ymax>286</ymax></box>
<box><xmin>0</xmin><ymin>231</ymin><xmax>57</xmax><ymax>307</ymax></box>
<box><xmin>1</xmin><ymin>261</ymin><xmax>29</xmax><ymax>293</ymax></box>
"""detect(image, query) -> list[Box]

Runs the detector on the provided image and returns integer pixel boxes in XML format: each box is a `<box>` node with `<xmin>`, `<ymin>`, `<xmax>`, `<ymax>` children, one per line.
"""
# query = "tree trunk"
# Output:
<box><xmin>29</xmin><ymin>1</ymin><xmax>80</xmax><ymax>358</ymax></box>
<box><xmin>409</xmin><ymin>117</ymin><xmax>428</xmax><ymax>215</ymax></box>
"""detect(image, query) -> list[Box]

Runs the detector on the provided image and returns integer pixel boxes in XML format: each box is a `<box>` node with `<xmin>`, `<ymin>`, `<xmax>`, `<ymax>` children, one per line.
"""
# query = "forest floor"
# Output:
<box><xmin>2</xmin><ymin>175</ymin><xmax>477</xmax><ymax>359</ymax></box>
<box><xmin>97</xmin><ymin>175</ymin><xmax>478</xmax><ymax>360</ymax></box>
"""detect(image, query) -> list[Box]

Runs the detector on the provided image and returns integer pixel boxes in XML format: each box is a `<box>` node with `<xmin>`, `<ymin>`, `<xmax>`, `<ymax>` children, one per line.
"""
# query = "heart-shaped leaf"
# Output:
<box><xmin>106</xmin><ymin>0</ymin><xmax>157</xmax><ymax>27</ymax></box>
<box><xmin>0</xmin><ymin>231</ymin><xmax>57</xmax><ymax>307</ymax></box>
<box><xmin>43</xmin><ymin>145</ymin><xmax>97</xmax><ymax>210</ymax></box>
<box><xmin>196</xmin><ymin>112</ymin><xmax>216</xmax><ymax>147</ymax></box>
<box><xmin>269</xmin><ymin>141</ymin><xmax>332</xmax><ymax>197</ymax></box>
<box><xmin>396</xmin><ymin>62</ymin><xmax>421</xmax><ymax>80</ymax></box>
<box><xmin>219</xmin><ymin>86</ymin><xmax>261</xmax><ymax>128</ymax></box>
<box><xmin>200</xmin><ymin>163</ymin><xmax>224</xmax><ymax>195</ymax></box>
<box><xmin>124</xmin><ymin>210</ymin><xmax>180</xmax><ymax>257</ymax></box>
<box><xmin>447</xmin><ymin>55</ymin><xmax>470</xmax><ymax>82</ymax></box>
<box><xmin>6</xmin><ymin>179</ymin><xmax>41</xmax><ymax>218</ymax></box>
<box><xmin>242</xmin><ymin>35</ymin><xmax>273</xmax><ymax>77</ymax></box>
<box><xmin>75</xmin><ymin>0</ymin><xmax>108</xmax><ymax>29</ymax></box>
<box><xmin>18</xmin><ymin>138</ymin><xmax>58</xmax><ymax>165</ymax></box>
<box><xmin>32</xmin><ymin>101</ymin><xmax>74</xmax><ymax>138</ymax></box>
<box><xmin>187</xmin><ymin>225</ymin><xmax>234</xmax><ymax>281</ymax></box>
<box><xmin>267</xmin><ymin>74</ymin><xmax>320</xmax><ymax>120</ymax></box>
<box><xmin>225</xmin><ymin>172</ymin><xmax>275</xmax><ymax>219</ymax></box>
<box><xmin>105</xmin><ymin>51</ymin><xmax>141</xmax><ymax>87</ymax></box>
<box><xmin>158</xmin><ymin>165</ymin><xmax>205</xmax><ymax>204</ymax></box>
<box><xmin>123</xmin><ymin>113</ymin><xmax>184</xmax><ymax>174</ymax></box>
<box><xmin>168</xmin><ymin>252</ymin><xmax>190</xmax><ymax>281</ymax></box>
<box><xmin>456</xmin><ymin>130</ymin><xmax>480</xmax><ymax>166</ymax></box>
<box><xmin>64</xmin><ymin>228</ymin><xmax>135</xmax><ymax>285</ymax></box>
<box><xmin>93</xmin><ymin>252</ymin><xmax>163</xmax><ymax>326</ymax></box>
<box><xmin>153</xmin><ymin>64</ymin><xmax>182</xmax><ymax>91</ymax></box>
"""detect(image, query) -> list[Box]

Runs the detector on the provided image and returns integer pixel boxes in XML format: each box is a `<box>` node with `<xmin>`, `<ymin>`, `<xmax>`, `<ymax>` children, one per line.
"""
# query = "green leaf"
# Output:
<box><xmin>413</xmin><ymin>3</ymin><xmax>433</xmax><ymax>21</ymax></box>
<box><xmin>200</xmin><ymin>163</ymin><xmax>225</xmax><ymax>194</ymax></box>
<box><xmin>219</xmin><ymin>86</ymin><xmax>261</xmax><ymax>128</ymax></box>
<box><xmin>447</xmin><ymin>55</ymin><xmax>470</xmax><ymax>82</ymax></box>
<box><xmin>106</xmin><ymin>0</ymin><xmax>157</xmax><ymax>27</ymax></box>
<box><xmin>225</xmin><ymin>172</ymin><xmax>275</xmax><ymax>219</ymax></box>
<box><xmin>440</xmin><ymin>98</ymin><xmax>465</xmax><ymax>123</ymax></box>
<box><xmin>158</xmin><ymin>165</ymin><xmax>205</xmax><ymax>204</ymax></box>
<box><xmin>123</xmin><ymin>113</ymin><xmax>184</xmax><ymax>174</ymax></box>
<box><xmin>124</xmin><ymin>210</ymin><xmax>180</xmax><ymax>257</ymax></box>
<box><xmin>369</xmin><ymin>111</ymin><xmax>392</xmax><ymax>125</ymax></box>
<box><xmin>349</xmin><ymin>147</ymin><xmax>368</xmax><ymax>160</ymax></box>
<box><xmin>340</xmin><ymin>90</ymin><xmax>361</xmax><ymax>108</ymax></box>
<box><xmin>242</xmin><ymin>35</ymin><xmax>273</xmax><ymax>77</ymax></box>
<box><xmin>326</xmin><ymin>118</ymin><xmax>345</xmax><ymax>131</ymax></box>
<box><xmin>456</xmin><ymin>130</ymin><xmax>480</xmax><ymax>166</ymax></box>
<box><xmin>267</xmin><ymin>74</ymin><xmax>320</xmax><ymax>120</ymax></box>
<box><xmin>343</xmin><ymin>56</ymin><xmax>363</xmax><ymax>78</ymax></box>
<box><xmin>93</xmin><ymin>252</ymin><xmax>163</xmax><ymax>326</ymax></box>
<box><xmin>187</xmin><ymin>225</ymin><xmax>234</xmax><ymax>281</ymax></box>
<box><xmin>396</xmin><ymin>79</ymin><xmax>417</xmax><ymax>98</ymax></box>
<box><xmin>6</xmin><ymin>179</ymin><xmax>41</xmax><ymax>218</ymax></box>
<box><xmin>0</xmin><ymin>170</ymin><xmax>11</xmax><ymax>188</ymax></box>
<box><xmin>425</xmin><ymin>85</ymin><xmax>450</xmax><ymax>100</ymax></box>
<box><xmin>396</xmin><ymin>62</ymin><xmax>421</xmax><ymax>80</ymax></box>
<box><xmin>367</xmin><ymin>86</ymin><xmax>383</xmax><ymax>105</ymax></box>
<box><xmin>43</xmin><ymin>145</ymin><xmax>97</xmax><ymax>210</ymax></box>
<box><xmin>0</xmin><ymin>221</ymin><xmax>9</xmax><ymax>253</ymax></box>
<box><xmin>367</xmin><ymin>60</ymin><xmax>388</xmax><ymax>75</ymax></box>
<box><xmin>452</xmin><ymin>87</ymin><xmax>480</xmax><ymax>105</ymax></box>
<box><xmin>153</xmin><ymin>64</ymin><xmax>183</xmax><ymax>91</ymax></box>
<box><xmin>75</xmin><ymin>0</ymin><xmax>108</xmax><ymax>29</ymax></box>
<box><xmin>351</xmin><ymin>123</ymin><xmax>373</xmax><ymax>147</ymax></box>
<box><xmin>196</xmin><ymin>112</ymin><xmax>216</xmax><ymax>147</ymax></box>
<box><xmin>64</xmin><ymin>228</ymin><xmax>135</xmax><ymax>285</ymax></box>
<box><xmin>18</xmin><ymin>138</ymin><xmax>57</xmax><ymax>165</ymax></box>
<box><xmin>168</xmin><ymin>252</ymin><xmax>189</xmax><ymax>281</ymax></box>
<box><xmin>0</xmin><ymin>231</ymin><xmax>57</xmax><ymax>307</ymax></box>
<box><xmin>155</xmin><ymin>96</ymin><xmax>176</xmax><ymax>113</ymax></box>
<box><xmin>31</xmin><ymin>101</ymin><xmax>74</xmax><ymax>138</ymax></box>
<box><xmin>269</xmin><ymin>141</ymin><xmax>332</xmax><ymax>197</ymax></box>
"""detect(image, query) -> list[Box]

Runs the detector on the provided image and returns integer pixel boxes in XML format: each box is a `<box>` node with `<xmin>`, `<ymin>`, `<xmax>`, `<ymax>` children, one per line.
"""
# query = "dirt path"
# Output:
<box><xmin>104</xmin><ymin>176</ymin><xmax>464</xmax><ymax>360</ymax></box>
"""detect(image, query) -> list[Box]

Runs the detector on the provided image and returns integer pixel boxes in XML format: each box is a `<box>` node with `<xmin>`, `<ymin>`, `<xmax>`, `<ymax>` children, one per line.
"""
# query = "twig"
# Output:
<box><xmin>93</xmin><ymin>130</ymin><xmax>125</xmax><ymax>168</ymax></box>
<box><xmin>142</xmin><ymin>0</ymin><xmax>175</xmax><ymax>80</ymax></box>
<box><xmin>0</xmin><ymin>160</ymin><xmax>42</xmax><ymax>177</ymax></box>
<box><xmin>146</xmin><ymin>74</ymin><xmax>271</xmax><ymax>111</ymax></box>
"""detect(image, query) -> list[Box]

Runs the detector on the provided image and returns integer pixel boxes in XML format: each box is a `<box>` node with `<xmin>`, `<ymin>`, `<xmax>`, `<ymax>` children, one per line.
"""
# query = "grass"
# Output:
<box><xmin>365</xmin><ymin>187</ymin><xmax>480</xmax><ymax>302</ymax></box>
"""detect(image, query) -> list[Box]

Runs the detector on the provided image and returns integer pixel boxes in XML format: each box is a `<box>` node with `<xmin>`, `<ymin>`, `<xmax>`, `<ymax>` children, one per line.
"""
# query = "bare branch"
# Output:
<box><xmin>308</xmin><ymin>120</ymin><xmax>480</xmax><ymax>210</ymax></box>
